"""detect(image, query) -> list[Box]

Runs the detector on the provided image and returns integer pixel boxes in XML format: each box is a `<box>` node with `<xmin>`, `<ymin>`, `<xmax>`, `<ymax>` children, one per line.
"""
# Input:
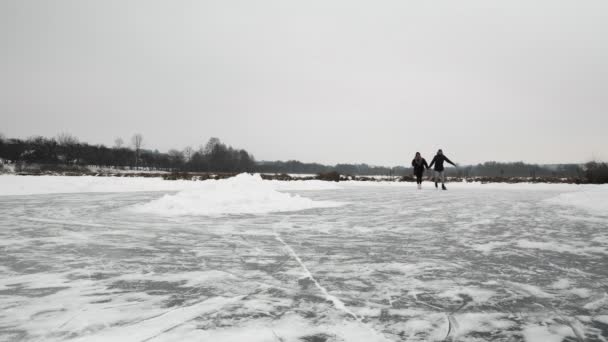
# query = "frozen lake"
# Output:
<box><xmin>1</xmin><ymin>175</ymin><xmax>607</xmax><ymax>341</ymax></box>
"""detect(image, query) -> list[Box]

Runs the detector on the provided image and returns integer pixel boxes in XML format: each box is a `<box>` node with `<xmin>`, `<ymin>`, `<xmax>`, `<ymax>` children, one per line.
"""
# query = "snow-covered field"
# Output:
<box><xmin>0</xmin><ymin>174</ymin><xmax>607</xmax><ymax>341</ymax></box>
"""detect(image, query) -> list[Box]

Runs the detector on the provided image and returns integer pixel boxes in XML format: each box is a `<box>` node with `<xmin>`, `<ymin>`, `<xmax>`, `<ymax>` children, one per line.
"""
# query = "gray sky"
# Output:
<box><xmin>1</xmin><ymin>0</ymin><xmax>607</xmax><ymax>165</ymax></box>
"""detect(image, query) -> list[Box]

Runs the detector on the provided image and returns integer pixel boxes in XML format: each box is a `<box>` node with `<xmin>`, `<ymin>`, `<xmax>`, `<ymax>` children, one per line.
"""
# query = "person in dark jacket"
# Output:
<box><xmin>411</xmin><ymin>152</ymin><xmax>429</xmax><ymax>190</ymax></box>
<box><xmin>428</xmin><ymin>149</ymin><xmax>456</xmax><ymax>190</ymax></box>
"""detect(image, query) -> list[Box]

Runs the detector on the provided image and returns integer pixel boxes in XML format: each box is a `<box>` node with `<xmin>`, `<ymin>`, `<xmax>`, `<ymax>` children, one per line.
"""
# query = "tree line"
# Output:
<box><xmin>256</xmin><ymin>160</ymin><xmax>587</xmax><ymax>179</ymax></box>
<box><xmin>256</xmin><ymin>160</ymin><xmax>408</xmax><ymax>176</ymax></box>
<box><xmin>0</xmin><ymin>134</ymin><xmax>255</xmax><ymax>173</ymax></box>
<box><xmin>0</xmin><ymin>133</ymin><xmax>605</xmax><ymax>182</ymax></box>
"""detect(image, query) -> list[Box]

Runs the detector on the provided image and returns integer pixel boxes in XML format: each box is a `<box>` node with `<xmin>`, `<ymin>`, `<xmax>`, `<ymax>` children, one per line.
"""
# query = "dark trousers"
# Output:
<box><xmin>415</xmin><ymin>172</ymin><xmax>423</xmax><ymax>184</ymax></box>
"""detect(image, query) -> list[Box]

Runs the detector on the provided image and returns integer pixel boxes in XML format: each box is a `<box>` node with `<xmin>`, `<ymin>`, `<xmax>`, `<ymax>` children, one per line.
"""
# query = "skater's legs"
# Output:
<box><xmin>434</xmin><ymin>170</ymin><xmax>440</xmax><ymax>187</ymax></box>
<box><xmin>434</xmin><ymin>171</ymin><xmax>446</xmax><ymax>188</ymax></box>
<box><xmin>437</xmin><ymin>171</ymin><xmax>448</xmax><ymax>190</ymax></box>
<box><xmin>438</xmin><ymin>171</ymin><xmax>445</xmax><ymax>184</ymax></box>
<box><xmin>415</xmin><ymin>173</ymin><xmax>423</xmax><ymax>189</ymax></box>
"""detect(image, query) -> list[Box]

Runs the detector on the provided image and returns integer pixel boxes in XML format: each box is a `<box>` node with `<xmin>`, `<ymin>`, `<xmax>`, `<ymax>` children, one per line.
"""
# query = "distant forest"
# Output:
<box><xmin>1</xmin><ymin>133</ymin><xmax>606</xmax><ymax>182</ymax></box>
<box><xmin>0</xmin><ymin>134</ymin><xmax>255</xmax><ymax>173</ymax></box>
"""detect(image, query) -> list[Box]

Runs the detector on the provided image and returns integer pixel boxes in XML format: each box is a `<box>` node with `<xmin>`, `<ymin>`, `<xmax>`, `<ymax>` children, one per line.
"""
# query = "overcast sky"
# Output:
<box><xmin>1</xmin><ymin>0</ymin><xmax>607</xmax><ymax>165</ymax></box>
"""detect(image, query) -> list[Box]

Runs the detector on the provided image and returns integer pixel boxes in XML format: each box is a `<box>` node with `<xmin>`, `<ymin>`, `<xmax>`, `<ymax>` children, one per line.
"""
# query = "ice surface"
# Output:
<box><xmin>1</xmin><ymin>177</ymin><xmax>608</xmax><ymax>341</ymax></box>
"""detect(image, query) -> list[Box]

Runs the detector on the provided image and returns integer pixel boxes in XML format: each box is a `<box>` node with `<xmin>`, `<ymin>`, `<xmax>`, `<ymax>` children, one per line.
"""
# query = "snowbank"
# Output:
<box><xmin>0</xmin><ymin>175</ymin><xmax>190</xmax><ymax>196</ymax></box>
<box><xmin>131</xmin><ymin>173</ymin><xmax>344</xmax><ymax>216</ymax></box>
<box><xmin>269</xmin><ymin>179</ymin><xmax>341</xmax><ymax>191</ymax></box>
<box><xmin>0</xmin><ymin>174</ymin><xmax>340</xmax><ymax>196</ymax></box>
<box><xmin>545</xmin><ymin>185</ymin><xmax>608</xmax><ymax>215</ymax></box>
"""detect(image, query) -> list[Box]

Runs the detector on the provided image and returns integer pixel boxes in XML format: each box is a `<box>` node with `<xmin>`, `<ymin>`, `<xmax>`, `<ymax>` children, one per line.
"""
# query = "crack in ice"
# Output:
<box><xmin>273</xmin><ymin>230</ymin><xmax>393</xmax><ymax>341</ymax></box>
<box><xmin>273</xmin><ymin>232</ymin><xmax>359</xmax><ymax>320</ymax></box>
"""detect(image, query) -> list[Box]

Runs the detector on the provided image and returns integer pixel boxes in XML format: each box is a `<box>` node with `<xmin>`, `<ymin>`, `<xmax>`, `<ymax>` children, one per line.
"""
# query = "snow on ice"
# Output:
<box><xmin>131</xmin><ymin>173</ymin><xmax>344</xmax><ymax>216</ymax></box>
<box><xmin>0</xmin><ymin>174</ymin><xmax>607</xmax><ymax>341</ymax></box>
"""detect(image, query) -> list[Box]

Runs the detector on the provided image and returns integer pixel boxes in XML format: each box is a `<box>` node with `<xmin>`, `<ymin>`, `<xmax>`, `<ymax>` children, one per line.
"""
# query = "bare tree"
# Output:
<box><xmin>114</xmin><ymin>137</ymin><xmax>124</xmax><ymax>148</ymax></box>
<box><xmin>204</xmin><ymin>137</ymin><xmax>221</xmax><ymax>155</ymax></box>
<box><xmin>131</xmin><ymin>134</ymin><xmax>143</xmax><ymax>169</ymax></box>
<box><xmin>56</xmin><ymin>132</ymin><xmax>79</xmax><ymax>146</ymax></box>
<box><xmin>168</xmin><ymin>149</ymin><xmax>185</xmax><ymax>170</ymax></box>
<box><xmin>182</xmin><ymin>146</ymin><xmax>193</xmax><ymax>171</ymax></box>
<box><xmin>56</xmin><ymin>132</ymin><xmax>79</xmax><ymax>164</ymax></box>
<box><xmin>183</xmin><ymin>146</ymin><xmax>193</xmax><ymax>162</ymax></box>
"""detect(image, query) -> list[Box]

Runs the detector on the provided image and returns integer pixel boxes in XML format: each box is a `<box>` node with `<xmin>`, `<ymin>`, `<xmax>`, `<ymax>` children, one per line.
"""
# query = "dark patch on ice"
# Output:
<box><xmin>108</xmin><ymin>280</ymin><xmax>187</xmax><ymax>294</ymax></box>
<box><xmin>300</xmin><ymin>310</ymin><xmax>317</xmax><ymax>318</ymax></box>
<box><xmin>298</xmin><ymin>277</ymin><xmax>315</xmax><ymax>289</ymax></box>
<box><xmin>0</xmin><ymin>256</ymin><xmax>54</xmax><ymax>274</ymax></box>
<box><xmin>450</xmin><ymin>293</ymin><xmax>473</xmax><ymax>312</ymax></box>
<box><xmin>300</xmin><ymin>333</ymin><xmax>332</xmax><ymax>342</ymax></box>
<box><xmin>163</xmin><ymin>297</ymin><xmax>187</xmax><ymax>308</ymax></box>
<box><xmin>242</xmin><ymin>258</ymin><xmax>290</xmax><ymax>274</ymax></box>
<box><xmin>0</xmin><ymin>286</ymin><xmax>69</xmax><ymax>297</ymax></box>
<box><xmin>66</xmin><ymin>272</ymin><xmax>119</xmax><ymax>281</ymax></box>
<box><xmin>592</xmin><ymin>320</ymin><xmax>608</xmax><ymax>339</ymax></box>
<box><xmin>263</xmin><ymin>287</ymin><xmax>289</xmax><ymax>298</ymax></box>
<box><xmin>90</xmin><ymin>298</ymin><xmax>112</xmax><ymax>304</ymax></box>
<box><xmin>466</xmin><ymin>331</ymin><xmax>508</xmax><ymax>340</ymax></box>
<box><xmin>379</xmin><ymin>308</ymin><xmax>391</xmax><ymax>322</ymax></box>
<box><xmin>294</xmin><ymin>293</ymin><xmax>331</xmax><ymax>304</ymax></box>
<box><xmin>0</xmin><ymin>328</ymin><xmax>28</xmax><ymax>341</ymax></box>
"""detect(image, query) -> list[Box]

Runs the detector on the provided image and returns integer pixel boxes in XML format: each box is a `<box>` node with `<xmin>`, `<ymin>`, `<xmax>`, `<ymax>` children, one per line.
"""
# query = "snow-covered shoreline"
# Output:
<box><xmin>1</xmin><ymin>173</ymin><xmax>607</xmax><ymax>216</ymax></box>
<box><xmin>0</xmin><ymin>173</ymin><xmax>596</xmax><ymax>195</ymax></box>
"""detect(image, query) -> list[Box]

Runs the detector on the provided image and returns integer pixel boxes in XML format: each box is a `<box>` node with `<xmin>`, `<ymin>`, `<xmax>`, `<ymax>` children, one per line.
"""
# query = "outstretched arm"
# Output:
<box><xmin>445</xmin><ymin>156</ymin><xmax>456</xmax><ymax>167</ymax></box>
<box><xmin>428</xmin><ymin>157</ymin><xmax>436</xmax><ymax>169</ymax></box>
<box><xmin>423</xmin><ymin>159</ymin><xmax>429</xmax><ymax>169</ymax></box>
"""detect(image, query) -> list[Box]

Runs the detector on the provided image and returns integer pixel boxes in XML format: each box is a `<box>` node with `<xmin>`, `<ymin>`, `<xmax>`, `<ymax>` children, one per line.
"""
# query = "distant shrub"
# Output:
<box><xmin>40</xmin><ymin>164</ymin><xmax>89</xmax><ymax>173</ymax></box>
<box><xmin>260</xmin><ymin>173</ymin><xmax>292</xmax><ymax>181</ymax></box>
<box><xmin>13</xmin><ymin>162</ymin><xmax>92</xmax><ymax>174</ymax></box>
<box><xmin>584</xmin><ymin>162</ymin><xmax>608</xmax><ymax>184</ymax></box>
<box><xmin>163</xmin><ymin>172</ymin><xmax>191</xmax><ymax>181</ymax></box>
<box><xmin>317</xmin><ymin>171</ymin><xmax>340</xmax><ymax>182</ymax></box>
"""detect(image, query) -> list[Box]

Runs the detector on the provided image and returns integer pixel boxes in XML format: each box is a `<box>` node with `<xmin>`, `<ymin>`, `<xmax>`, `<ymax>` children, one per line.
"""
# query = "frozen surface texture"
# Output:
<box><xmin>1</xmin><ymin>177</ymin><xmax>607</xmax><ymax>341</ymax></box>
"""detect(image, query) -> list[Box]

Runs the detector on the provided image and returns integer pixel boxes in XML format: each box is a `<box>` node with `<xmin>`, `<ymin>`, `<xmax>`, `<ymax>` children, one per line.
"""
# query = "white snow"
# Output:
<box><xmin>546</xmin><ymin>184</ymin><xmax>608</xmax><ymax>215</ymax></box>
<box><xmin>0</xmin><ymin>173</ymin><xmax>339</xmax><ymax>196</ymax></box>
<box><xmin>131</xmin><ymin>173</ymin><xmax>344</xmax><ymax>216</ymax></box>
<box><xmin>568</xmin><ymin>287</ymin><xmax>592</xmax><ymax>298</ymax></box>
<box><xmin>504</xmin><ymin>281</ymin><xmax>553</xmax><ymax>298</ymax></box>
<box><xmin>584</xmin><ymin>293</ymin><xmax>608</xmax><ymax>310</ymax></box>
<box><xmin>0</xmin><ymin>175</ymin><xmax>189</xmax><ymax>195</ymax></box>
<box><xmin>470</xmin><ymin>241</ymin><xmax>509</xmax><ymax>254</ymax></box>
<box><xmin>438</xmin><ymin>286</ymin><xmax>496</xmax><ymax>304</ymax></box>
<box><xmin>69</xmin><ymin>296</ymin><xmax>242</xmax><ymax>342</ymax></box>
<box><xmin>522</xmin><ymin>324</ymin><xmax>575</xmax><ymax>342</ymax></box>
<box><xmin>549</xmin><ymin>278</ymin><xmax>571</xmax><ymax>289</ymax></box>
<box><xmin>516</xmin><ymin>239</ymin><xmax>608</xmax><ymax>256</ymax></box>
<box><xmin>269</xmin><ymin>179</ymin><xmax>341</xmax><ymax>191</ymax></box>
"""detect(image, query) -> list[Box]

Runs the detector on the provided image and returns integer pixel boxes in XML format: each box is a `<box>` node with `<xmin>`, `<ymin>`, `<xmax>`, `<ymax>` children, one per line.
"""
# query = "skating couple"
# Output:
<box><xmin>411</xmin><ymin>149</ymin><xmax>456</xmax><ymax>190</ymax></box>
